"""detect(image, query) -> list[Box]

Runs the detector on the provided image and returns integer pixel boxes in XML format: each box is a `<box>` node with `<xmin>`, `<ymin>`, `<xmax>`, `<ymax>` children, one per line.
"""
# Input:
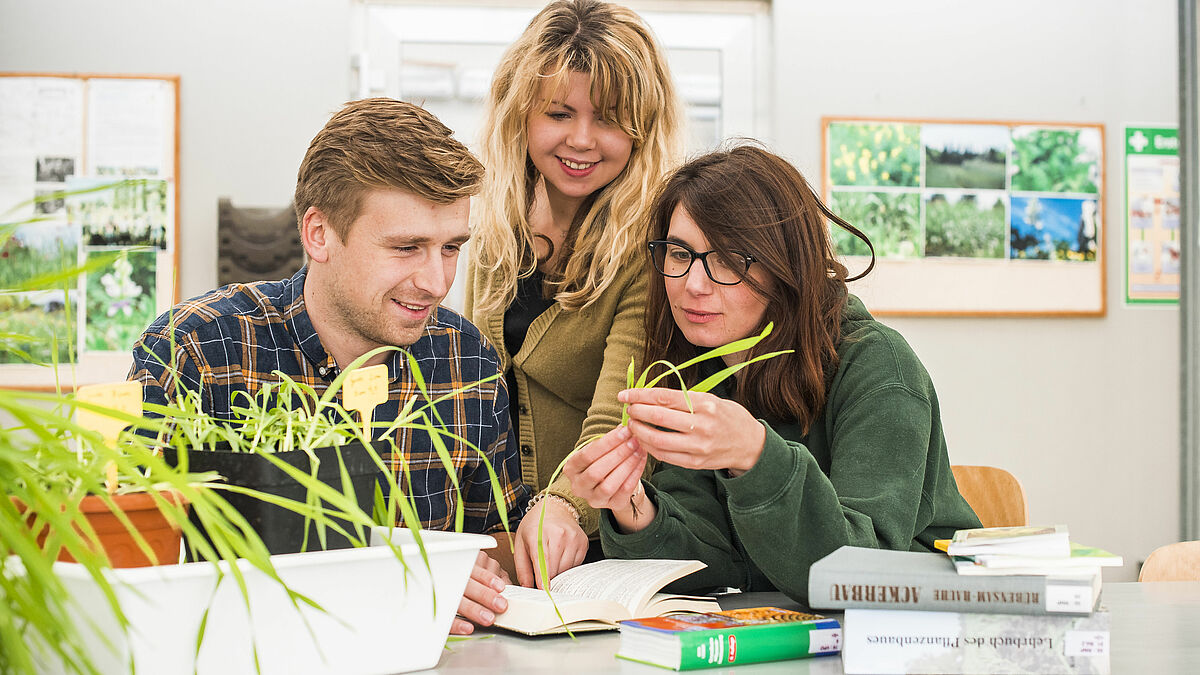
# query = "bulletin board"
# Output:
<box><xmin>0</xmin><ymin>73</ymin><xmax>179</xmax><ymax>390</ymax></box>
<box><xmin>822</xmin><ymin>117</ymin><xmax>1106</xmax><ymax>317</ymax></box>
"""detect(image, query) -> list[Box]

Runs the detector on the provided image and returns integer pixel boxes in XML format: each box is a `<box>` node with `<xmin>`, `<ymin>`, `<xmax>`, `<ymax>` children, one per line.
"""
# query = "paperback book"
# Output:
<box><xmin>617</xmin><ymin>607</ymin><xmax>841</xmax><ymax>671</ymax></box>
<box><xmin>808</xmin><ymin>546</ymin><xmax>1100</xmax><ymax>615</ymax></box>
<box><xmin>944</xmin><ymin>525</ymin><xmax>1071</xmax><ymax>558</ymax></box>
<box><xmin>952</xmin><ymin>542</ymin><xmax>1123</xmax><ymax>576</ymax></box>
<box><xmin>841</xmin><ymin>606</ymin><xmax>1110</xmax><ymax>674</ymax></box>
<box><xmin>492</xmin><ymin>559</ymin><xmax>718</xmax><ymax>635</ymax></box>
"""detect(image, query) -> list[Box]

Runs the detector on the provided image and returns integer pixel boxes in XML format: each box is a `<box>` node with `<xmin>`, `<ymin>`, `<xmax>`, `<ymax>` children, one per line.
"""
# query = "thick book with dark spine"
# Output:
<box><xmin>808</xmin><ymin>546</ymin><xmax>1100</xmax><ymax>615</ymax></box>
<box><xmin>617</xmin><ymin>607</ymin><xmax>841</xmax><ymax>671</ymax></box>
<box><xmin>841</xmin><ymin>606</ymin><xmax>1110</xmax><ymax>674</ymax></box>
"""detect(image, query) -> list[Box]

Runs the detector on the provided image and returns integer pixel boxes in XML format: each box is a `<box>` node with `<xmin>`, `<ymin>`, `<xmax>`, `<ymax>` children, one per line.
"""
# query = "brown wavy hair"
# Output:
<box><xmin>643</xmin><ymin>143</ymin><xmax>873</xmax><ymax>430</ymax></box>
<box><xmin>294</xmin><ymin>97</ymin><xmax>484</xmax><ymax>241</ymax></box>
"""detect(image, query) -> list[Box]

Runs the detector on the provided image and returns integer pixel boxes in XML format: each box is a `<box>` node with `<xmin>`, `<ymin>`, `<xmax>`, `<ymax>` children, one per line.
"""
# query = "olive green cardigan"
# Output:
<box><xmin>465</xmin><ymin>259</ymin><xmax>647</xmax><ymax>535</ymax></box>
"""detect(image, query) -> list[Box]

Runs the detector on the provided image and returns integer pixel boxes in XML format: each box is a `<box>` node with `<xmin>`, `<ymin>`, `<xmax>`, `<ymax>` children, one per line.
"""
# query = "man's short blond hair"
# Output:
<box><xmin>294</xmin><ymin>98</ymin><xmax>484</xmax><ymax>241</ymax></box>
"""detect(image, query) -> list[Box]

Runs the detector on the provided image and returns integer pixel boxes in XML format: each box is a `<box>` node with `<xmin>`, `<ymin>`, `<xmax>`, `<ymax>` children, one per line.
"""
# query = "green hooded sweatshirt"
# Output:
<box><xmin>599</xmin><ymin>295</ymin><xmax>982</xmax><ymax>603</ymax></box>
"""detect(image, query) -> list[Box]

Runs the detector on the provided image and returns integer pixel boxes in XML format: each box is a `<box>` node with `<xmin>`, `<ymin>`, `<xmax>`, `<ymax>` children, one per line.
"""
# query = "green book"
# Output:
<box><xmin>616</xmin><ymin>607</ymin><xmax>841</xmax><ymax>671</ymax></box>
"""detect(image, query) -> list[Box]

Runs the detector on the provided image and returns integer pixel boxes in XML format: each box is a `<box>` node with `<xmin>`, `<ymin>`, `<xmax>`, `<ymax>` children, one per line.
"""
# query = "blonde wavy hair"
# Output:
<box><xmin>471</xmin><ymin>0</ymin><xmax>683</xmax><ymax>312</ymax></box>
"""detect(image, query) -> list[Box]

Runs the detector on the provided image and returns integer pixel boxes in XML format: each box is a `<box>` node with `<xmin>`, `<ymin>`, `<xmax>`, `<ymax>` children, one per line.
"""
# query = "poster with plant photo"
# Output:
<box><xmin>823</xmin><ymin>117</ymin><xmax>1104</xmax><ymax>315</ymax></box>
<box><xmin>826</xmin><ymin>121</ymin><xmax>923</xmax><ymax>265</ymax></box>
<box><xmin>1011</xmin><ymin>127</ymin><xmax>1101</xmax><ymax>194</ymax></box>
<box><xmin>67</xmin><ymin>177</ymin><xmax>169</xmax><ymax>249</ymax></box>
<box><xmin>1010</xmin><ymin>196</ymin><xmax>1098</xmax><ymax>262</ymax></box>
<box><xmin>0</xmin><ymin>221</ymin><xmax>80</xmax><ymax>365</ymax></box>
<box><xmin>828</xmin><ymin>122</ymin><xmax>921</xmax><ymax>187</ymax></box>
<box><xmin>83</xmin><ymin>248</ymin><xmax>157</xmax><ymax>353</ymax></box>
<box><xmin>924</xmin><ymin>124</ymin><xmax>1008</xmax><ymax>190</ymax></box>
<box><xmin>924</xmin><ymin>192</ymin><xmax>1006</xmax><ymax>259</ymax></box>
<box><xmin>829</xmin><ymin>191</ymin><xmax>922</xmax><ymax>259</ymax></box>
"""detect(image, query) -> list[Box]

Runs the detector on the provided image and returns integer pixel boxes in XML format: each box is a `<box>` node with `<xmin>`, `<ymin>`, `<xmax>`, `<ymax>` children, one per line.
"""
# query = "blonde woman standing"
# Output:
<box><xmin>467</xmin><ymin>0</ymin><xmax>682</xmax><ymax>593</ymax></box>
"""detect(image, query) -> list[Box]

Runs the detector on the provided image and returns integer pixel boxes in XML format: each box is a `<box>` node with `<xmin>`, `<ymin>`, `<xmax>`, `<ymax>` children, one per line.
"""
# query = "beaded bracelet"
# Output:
<box><xmin>525</xmin><ymin>491</ymin><xmax>582</xmax><ymax>524</ymax></box>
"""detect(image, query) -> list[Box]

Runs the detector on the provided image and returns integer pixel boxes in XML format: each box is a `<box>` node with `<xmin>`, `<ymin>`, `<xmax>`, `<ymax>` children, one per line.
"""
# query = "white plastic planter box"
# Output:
<box><xmin>45</xmin><ymin>528</ymin><xmax>492</xmax><ymax>674</ymax></box>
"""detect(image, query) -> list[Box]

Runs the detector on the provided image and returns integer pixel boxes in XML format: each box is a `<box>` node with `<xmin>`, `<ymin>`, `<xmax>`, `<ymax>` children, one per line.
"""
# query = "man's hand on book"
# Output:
<box><xmin>513</xmin><ymin>498</ymin><xmax>589</xmax><ymax>589</ymax></box>
<box><xmin>451</xmin><ymin>551</ymin><xmax>510</xmax><ymax>635</ymax></box>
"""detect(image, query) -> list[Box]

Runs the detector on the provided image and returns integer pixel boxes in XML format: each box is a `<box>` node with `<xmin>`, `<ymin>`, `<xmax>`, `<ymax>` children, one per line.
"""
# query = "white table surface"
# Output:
<box><xmin>418</xmin><ymin>582</ymin><xmax>1200</xmax><ymax>674</ymax></box>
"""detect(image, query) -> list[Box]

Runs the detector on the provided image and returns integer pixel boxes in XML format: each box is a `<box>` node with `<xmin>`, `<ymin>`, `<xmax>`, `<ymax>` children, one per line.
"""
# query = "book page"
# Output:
<box><xmin>496</xmin><ymin>585</ymin><xmax>626</xmax><ymax>634</ymax></box>
<box><xmin>549</xmin><ymin>559</ymin><xmax>704</xmax><ymax>614</ymax></box>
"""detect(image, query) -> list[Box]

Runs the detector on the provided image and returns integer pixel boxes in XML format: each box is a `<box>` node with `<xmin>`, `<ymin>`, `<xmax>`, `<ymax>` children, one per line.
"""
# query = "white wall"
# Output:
<box><xmin>774</xmin><ymin>0</ymin><xmax>1180</xmax><ymax>580</ymax></box>
<box><xmin>1</xmin><ymin>0</ymin><xmax>1181</xmax><ymax>580</ymax></box>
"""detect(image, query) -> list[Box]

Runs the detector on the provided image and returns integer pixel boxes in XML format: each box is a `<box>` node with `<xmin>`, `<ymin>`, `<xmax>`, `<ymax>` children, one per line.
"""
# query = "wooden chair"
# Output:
<box><xmin>1139</xmin><ymin>541</ymin><xmax>1200</xmax><ymax>581</ymax></box>
<box><xmin>950</xmin><ymin>465</ymin><xmax>1029</xmax><ymax>528</ymax></box>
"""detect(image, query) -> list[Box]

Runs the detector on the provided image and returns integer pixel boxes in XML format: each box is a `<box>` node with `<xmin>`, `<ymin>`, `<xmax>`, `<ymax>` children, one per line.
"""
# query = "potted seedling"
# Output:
<box><xmin>155</xmin><ymin>371</ymin><xmax>385</xmax><ymax>557</ymax></box>
<box><xmin>117</xmin><ymin>342</ymin><xmax>516</xmax><ymax>673</ymax></box>
<box><xmin>64</xmin><ymin>381</ymin><xmax>189</xmax><ymax>568</ymax></box>
<box><xmin>0</xmin><ymin>384</ymin><xmax>172</xmax><ymax>675</ymax></box>
<box><xmin>4</xmin><ymin>353</ymin><xmax>514</xmax><ymax>675</ymax></box>
<box><xmin>3</xmin><ymin>191</ymin><xmax>516</xmax><ymax>673</ymax></box>
<box><xmin>150</xmin><ymin>341</ymin><xmax>511</xmax><ymax>557</ymax></box>
<box><xmin>0</xmin><ymin>380</ymin><xmax>287</xmax><ymax>675</ymax></box>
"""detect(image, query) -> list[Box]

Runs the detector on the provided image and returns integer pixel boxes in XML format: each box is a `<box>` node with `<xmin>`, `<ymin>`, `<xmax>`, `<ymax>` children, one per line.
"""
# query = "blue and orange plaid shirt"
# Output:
<box><xmin>129</xmin><ymin>267</ymin><xmax>528</xmax><ymax>535</ymax></box>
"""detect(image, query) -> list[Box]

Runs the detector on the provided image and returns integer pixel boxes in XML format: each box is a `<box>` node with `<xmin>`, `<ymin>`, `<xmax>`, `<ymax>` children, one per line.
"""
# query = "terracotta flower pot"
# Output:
<box><xmin>65</xmin><ymin>491</ymin><xmax>188</xmax><ymax>567</ymax></box>
<box><xmin>13</xmin><ymin>491</ymin><xmax>188</xmax><ymax>568</ymax></box>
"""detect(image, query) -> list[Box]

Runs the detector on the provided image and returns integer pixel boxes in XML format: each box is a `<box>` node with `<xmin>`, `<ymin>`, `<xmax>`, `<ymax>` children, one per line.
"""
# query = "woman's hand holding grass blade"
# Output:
<box><xmin>563</xmin><ymin>427</ymin><xmax>652</xmax><ymax>534</ymax></box>
<box><xmin>619</xmin><ymin>387</ymin><xmax>766</xmax><ymax>477</ymax></box>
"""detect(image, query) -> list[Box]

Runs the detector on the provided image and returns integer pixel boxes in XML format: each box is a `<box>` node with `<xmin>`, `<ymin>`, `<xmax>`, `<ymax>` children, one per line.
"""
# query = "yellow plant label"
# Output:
<box><xmin>76</xmin><ymin>381</ymin><xmax>142</xmax><ymax>442</ymax></box>
<box><xmin>342</xmin><ymin>364</ymin><xmax>388</xmax><ymax>439</ymax></box>
<box><xmin>76</xmin><ymin>381</ymin><xmax>142</xmax><ymax>494</ymax></box>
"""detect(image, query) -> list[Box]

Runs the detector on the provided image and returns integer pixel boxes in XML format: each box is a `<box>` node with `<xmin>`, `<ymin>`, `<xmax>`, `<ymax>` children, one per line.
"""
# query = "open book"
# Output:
<box><xmin>493</xmin><ymin>558</ymin><xmax>719</xmax><ymax>635</ymax></box>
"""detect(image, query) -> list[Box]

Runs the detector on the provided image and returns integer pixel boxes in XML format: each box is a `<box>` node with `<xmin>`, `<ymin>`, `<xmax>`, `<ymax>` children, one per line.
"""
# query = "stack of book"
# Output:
<box><xmin>941</xmin><ymin>525</ymin><xmax>1122</xmax><ymax>578</ymax></box>
<box><xmin>808</xmin><ymin>526</ymin><xmax>1121</xmax><ymax>675</ymax></box>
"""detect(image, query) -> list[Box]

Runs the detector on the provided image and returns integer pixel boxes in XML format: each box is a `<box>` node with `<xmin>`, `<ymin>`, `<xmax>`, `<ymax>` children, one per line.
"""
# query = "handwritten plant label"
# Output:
<box><xmin>342</xmin><ymin>364</ymin><xmax>388</xmax><ymax>439</ymax></box>
<box><xmin>75</xmin><ymin>380</ymin><xmax>142</xmax><ymax>492</ymax></box>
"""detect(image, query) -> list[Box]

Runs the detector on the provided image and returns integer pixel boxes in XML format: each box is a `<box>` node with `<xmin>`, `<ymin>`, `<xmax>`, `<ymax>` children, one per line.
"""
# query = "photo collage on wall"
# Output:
<box><xmin>0</xmin><ymin>76</ymin><xmax>175</xmax><ymax>372</ymax></box>
<box><xmin>825</xmin><ymin>120</ymin><xmax>1102</xmax><ymax>266</ymax></box>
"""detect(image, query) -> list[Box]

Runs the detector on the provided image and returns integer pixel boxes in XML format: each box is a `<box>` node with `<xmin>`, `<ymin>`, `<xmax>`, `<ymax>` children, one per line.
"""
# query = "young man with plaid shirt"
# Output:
<box><xmin>130</xmin><ymin>98</ymin><xmax>527</xmax><ymax>635</ymax></box>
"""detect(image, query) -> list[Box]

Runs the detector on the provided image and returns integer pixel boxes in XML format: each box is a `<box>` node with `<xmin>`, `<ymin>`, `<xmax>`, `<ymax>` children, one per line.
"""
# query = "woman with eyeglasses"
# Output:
<box><xmin>465</xmin><ymin>0</ymin><xmax>683</xmax><ymax>607</ymax></box>
<box><xmin>562</xmin><ymin>144</ymin><xmax>981</xmax><ymax>603</ymax></box>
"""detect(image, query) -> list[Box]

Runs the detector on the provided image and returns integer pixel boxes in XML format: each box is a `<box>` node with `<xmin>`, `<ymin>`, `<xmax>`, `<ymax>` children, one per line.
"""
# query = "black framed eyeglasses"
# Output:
<box><xmin>647</xmin><ymin>240</ymin><xmax>757</xmax><ymax>286</ymax></box>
